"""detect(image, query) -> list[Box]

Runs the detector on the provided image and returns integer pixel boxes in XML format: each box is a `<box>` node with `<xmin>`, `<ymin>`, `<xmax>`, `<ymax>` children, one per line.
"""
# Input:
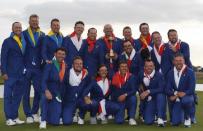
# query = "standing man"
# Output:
<box><xmin>97</xmin><ymin>24</ymin><xmax>122</xmax><ymax>79</ymax></box>
<box><xmin>62</xmin><ymin>21</ymin><xmax>85</xmax><ymax>68</ymax></box>
<box><xmin>1</xmin><ymin>22</ymin><xmax>26</xmax><ymax>126</ymax></box>
<box><xmin>79</xmin><ymin>27</ymin><xmax>100</xmax><ymax>78</ymax></box>
<box><xmin>23</xmin><ymin>14</ymin><xmax>45</xmax><ymax>123</ymax></box>
<box><xmin>166</xmin><ymin>53</ymin><xmax>195</xmax><ymax>127</ymax></box>
<box><xmin>135</xmin><ymin>23</ymin><xmax>152</xmax><ymax>51</ymax></box>
<box><xmin>42</xmin><ymin>18</ymin><xmax>63</xmax><ymax>64</ymax></box>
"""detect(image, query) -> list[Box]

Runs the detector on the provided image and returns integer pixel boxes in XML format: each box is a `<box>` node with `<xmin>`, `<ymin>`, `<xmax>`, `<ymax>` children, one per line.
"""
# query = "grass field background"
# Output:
<box><xmin>0</xmin><ymin>92</ymin><xmax>202</xmax><ymax>131</ymax></box>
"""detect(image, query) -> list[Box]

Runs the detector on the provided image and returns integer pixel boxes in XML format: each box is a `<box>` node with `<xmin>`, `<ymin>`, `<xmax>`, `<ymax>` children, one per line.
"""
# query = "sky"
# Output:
<box><xmin>0</xmin><ymin>0</ymin><xmax>203</xmax><ymax>66</ymax></box>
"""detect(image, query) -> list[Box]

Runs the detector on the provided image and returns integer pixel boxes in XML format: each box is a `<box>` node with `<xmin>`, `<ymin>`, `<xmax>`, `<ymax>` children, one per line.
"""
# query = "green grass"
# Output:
<box><xmin>0</xmin><ymin>92</ymin><xmax>203</xmax><ymax>131</ymax></box>
<box><xmin>196</xmin><ymin>72</ymin><xmax>203</xmax><ymax>84</ymax></box>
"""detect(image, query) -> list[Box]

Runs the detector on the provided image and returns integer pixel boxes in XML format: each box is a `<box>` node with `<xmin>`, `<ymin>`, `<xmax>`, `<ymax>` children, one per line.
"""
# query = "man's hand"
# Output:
<box><xmin>45</xmin><ymin>89</ymin><xmax>52</xmax><ymax>100</ymax></box>
<box><xmin>2</xmin><ymin>74</ymin><xmax>8</xmax><ymax>80</ymax></box>
<box><xmin>169</xmin><ymin>44</ymin><xmax>177</xmax><ymax>52</ymax></box>
<box><xmin>169</xmin><ymin>95</ymin><xmax>178</xmax><ymax>101</ymax></box>
<box><xmin>177</xmin><ymin>92</ymin><xmax>186</xmax><ymax>98</ymax></box>
<box><xmin>46</xmin><ymin>60</ymin><xmax>52</xmax><ymax>64</ymax></box>
<box><xmin>84</xmin><ymin>96</ymin><xmax>92</xmax><ymax>104</ymax></box>
<box><xmin>140</xmin><ymin>90</ymin><xmax>150</xmax><ymax>100</ymax></box>
<box><xmin>118</xmin><ymin>94</ymin><xmax>127</xmax><ymax>102</ymax></box>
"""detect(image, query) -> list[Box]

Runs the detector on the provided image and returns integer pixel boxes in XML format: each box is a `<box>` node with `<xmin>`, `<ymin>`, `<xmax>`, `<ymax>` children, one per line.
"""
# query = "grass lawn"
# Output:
<box><xmin>0</xmin><ymin>92</ymin><xmax>202</xmax><ymax>131</ymax></box>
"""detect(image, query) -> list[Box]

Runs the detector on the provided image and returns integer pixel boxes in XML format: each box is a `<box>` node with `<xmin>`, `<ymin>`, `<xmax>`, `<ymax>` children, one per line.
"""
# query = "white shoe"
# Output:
<box><xmin>184</xmin><ymin>118</ymin><xmax>191</xmax><ymax>128</ymax></box>
<box><xmin>78</xmin><ymin>117</ymin><xmax>84</xmax><ymax>125</ymax></box>
<box><xmin>73</xmin><ymin>115</ymin><xmax>78</xmax><ymax>123</ymax></box>
<box><xmin>59</xmin><ymin>118</ymin><xmax>63</xmax><ymax>125</ymax></box>
<box><xmin>90</xmin><ymin>117</ymin><xmax>97</xmax><ymax>124</ymax></box>
<box><xmin>13</xmin><ymin>118</ymin><xmax>25</xmax><ymax>124</ymax></box>
<box><xmin>107</xmin><ymin>115</ymin><xmax>113</xmax><ymax>120</ymax></box>
<box><xmin>39</xmin><ymin>121</ymin><xmax>46</xmax><ymax>129</ymax></box>
<box><xmin>26</xmin><ymin>117</ymin><xmax>34</xmax><ymax>124</ymax></box>
<box><xmin>32</xmin><ymin>114</ymin><xmax>39</xmax><ymax>122</ymax></box>
<box><xmin>129</xmin><ymin>118</ymin><xmax>137</xmax><ymax>125</ymax></box>
<box><xmin>157</xmin><ymin>118</ymin><xmax>164</xmax><ymax>127</ymax></box>
<box><xmin>6</xmin><ymin>119</ymin><xmax>16</xmax><ymax>126</ymax></box>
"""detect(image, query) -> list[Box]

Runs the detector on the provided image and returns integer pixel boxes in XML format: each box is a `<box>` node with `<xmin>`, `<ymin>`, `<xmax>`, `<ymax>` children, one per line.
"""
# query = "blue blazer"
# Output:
<box><xmin>1</xmin><ymin>37</ymin><xmax>26</xmax><ymax>78</ymax></box>
<box><xmin>23</xmin><ymin>30</ymin><xmax>45</xmax><ymax>69</ymax></box>
<box><xmin>166</xmin><ymin>67</ymin><xmax>195</xmax><ymax>96</ymax></box>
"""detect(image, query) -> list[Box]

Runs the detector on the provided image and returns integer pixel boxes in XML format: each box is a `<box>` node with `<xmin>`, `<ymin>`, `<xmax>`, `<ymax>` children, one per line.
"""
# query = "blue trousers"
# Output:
<box><xmin>4</xmin><ymin>77</ymin><xmax>25</xmax><ymax>120</ymax></box>
<box><xmin>143</xmin><ymin>93</ymin><xmax>166</xmax><ymax>125</ymax></box>
<box><xmin>170</xmin><ymin>95</ymin><xmax>194</xmax><ymax>125</ymax></box>
<box><xmin>41</xmin><ymin>94</ymin><xmax>62</xmax><ymax>125</ymax></box>
<box><xmin>114</xmin><ymin>95</ymin><xmax>137</xmax><ymax>124</ymax></box>
<box><xmin>23</xmin><ymin>69</ymin><xmax>41</xmax><ymax>117</ymax></box>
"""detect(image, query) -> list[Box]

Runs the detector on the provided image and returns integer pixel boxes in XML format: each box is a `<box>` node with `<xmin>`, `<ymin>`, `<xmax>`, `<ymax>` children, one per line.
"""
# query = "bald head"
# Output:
<box><xmin>103</xmin><ymin>24</ymin><xmax>113</xmax><ymax>37</ymax></box>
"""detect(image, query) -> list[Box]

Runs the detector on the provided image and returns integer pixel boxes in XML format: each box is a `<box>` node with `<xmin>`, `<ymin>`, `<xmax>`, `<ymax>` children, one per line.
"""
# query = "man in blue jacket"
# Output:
<box><xmin>166</xmin><ymin>53</ymin><xmax>195</xmax><ymax>127</ymax></box>
<box><xmin>1</xmin><ymin>22</ymin><xmax>26</xmax><ymax>126</ymax></box>
<box><xmin>42</xmin><ymin>18</ymin><xmax>63</xmax><ymax>63</ymax></box>
<box><xmin>23</xmin><ymin>14</ymin><xmax>45</xmax><ymax>123</ymax></box>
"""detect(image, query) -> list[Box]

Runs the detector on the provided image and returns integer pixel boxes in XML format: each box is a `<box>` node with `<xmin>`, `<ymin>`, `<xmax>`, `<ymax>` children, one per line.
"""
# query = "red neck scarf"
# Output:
<box><xmin>103</xmin><ymin>33</ymin><xmax>115</xmax><ymax>51</ymax></box>
<box><xmin>86</xmin><ymin>37</ymin><xmax>96</xmax><ymax>53</ymax></box>
<box><xmin>155</xmin><ymin>43</ymin><xmax>165</xmax><ymax>55</ymax></box>
<box><xmin>70</xmin><ymin>31</ymin><xmax>76</xmax><ymax>37</ymax></box>
<box><xmin>139</xmin><ymin>33</ymin><xmax>151</xmax><ymax>48</ymax></box>
<box><xmin>112</xmin><ymin>71</ymin><xmax>131</xmax><ymax>88</ymax></box>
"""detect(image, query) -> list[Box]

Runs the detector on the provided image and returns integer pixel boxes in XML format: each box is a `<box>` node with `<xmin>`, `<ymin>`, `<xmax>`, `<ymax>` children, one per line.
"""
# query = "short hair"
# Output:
<box><xmin>139</xmin><ymin>23</ymin><xmax>149</xmax><ymax>31</ymax></box>
<box><xmin>29</xmin><ymin>14</ymin><xmax>39</xmax><ymax>20</ymax></box>
<box><xmin>98</xmin><ymin>64</ymin><xmax>107</xmax><ymax>71</ymax></box>
<box><xmin>123</xmin><ymin>40</ymin><xmax>133</xmax><ymax>47</ymax></box>
<box><xmin>12</xmin><ymin>22</ymin><xmax>21</xmax><ymax>28</ymax></box>
<box><xmin>51</xmin><ymin>18</ymin><xmax>60</xmax><ymax>26</ymax></box>
<box><xmin>118</xmin><ymin>60</ymin><xmax>128</xmax><ymax>67</ymax></box>
<box><xmin>73</xmin><ymin>56</ymin><xmax>83</xmax><ymax>63</ymax></box>
<box><xmin>74</xmin><ymin>21</ymin><xmax>85</xmax><ymax>27</ymax></box>
<box><xmin>88</xmin><ymin>27</ymin><xmax>97</xmax><ymax>33</ymax></box>
<box><xmin>144</xmin><ymin>59</ymin><xmax>154</xmax><ymax>65</ymax></box>
<box><xmin>152</xmin><ymin>31</ymin><xmax>160</xmax><ymax>37</ymax></box>
<box><xmin>55</xmin><ymin>47</ymin><xmax>67</xmax><ymax>54</ymax></box>
<box><xmin>123</xmin><ymin>26</ymin><xmax>131</xmax><ymax>32</ymax></box>
<box><xmin>173</xmin><ymin>52</ymin><xmax>184</xmax><ymax>60</ymax></box>
<box><xmin>167</xmin><ymin>29</ymin><xmax>177</xmax><ymax>36</ymax></box>
<box><xmin>140</xmin><ymin>48</ymin><xmax>150</xmax><ymax>60</ymax></box>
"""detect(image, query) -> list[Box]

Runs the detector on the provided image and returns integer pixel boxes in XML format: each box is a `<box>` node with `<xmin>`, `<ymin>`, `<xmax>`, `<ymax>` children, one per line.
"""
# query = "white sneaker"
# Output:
<box><xmin>184</xmin><ymin>118</ymin><xmax>191</xmax><ymax>128</ymax></box>
<box><xmin>32</xmin><ymin>114</ymin><xmax>39</xmax><ymax>122</ymax></box>
<box><xmin>157</xmin><ymin>118</ymin><xmax>164</xmax><ymax>127</ymax></box>
<box><xmin>39</xmin><ymin>121</ymin><xmax>46</xmax><ymax>129</ymax></box>
<box><xmin>26</xmin><ymin>117</ymin><xmax>34</xmax><ymax>124</ymax></box>
<box><xmin>13</xmin><ymin>118</ymin><xmax>25</xmax><ymax>124</ymax></box>
<box><xmin>78</xmin><ymin>117</ymin><xmax>84</xmax><ymax>125</ymax></box>
<box><xmin>90</xmin><ymin>117</ymin><xmax>97</xmax><ymax>124</ymax></box>
<box><xmin>73</xmin><ymin>115</ymin><xmax>78</xmax><ymax>123</ymax></box>
<box><xmin>107</xmin><ymin>115</ymin><xmax>113</xmax><ymax>120</ymax></box>
<box><xmin>59</xmin><ymin>118</ymin><xmax>63</xmax><ymax>125</ymax></box>
<box><xmin>129</xmin><ymin>118</ymin><xmax>137</xmax><ymax>126</ymax></box>
<box><xmin>6</xmin><ymin>119</ymin><xmax>16</xmax><ymax>126</ymax></box>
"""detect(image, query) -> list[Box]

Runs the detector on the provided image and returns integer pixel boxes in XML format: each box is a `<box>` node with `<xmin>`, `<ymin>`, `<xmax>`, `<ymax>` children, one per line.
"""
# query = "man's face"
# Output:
<box><xmin>173</xmin><ymin>56</ymin><xmax>185</xmax><ymax>71</ymax></box>
<box><xmin>55</xmin><ymin>50</ymin><xmax>66</xmax><ymax>63</ymax></box>
<box><xmin>51</xmin><ymin>21</ymin><xmax>60</xmax><ymax>34</ymax></box>
<box><xmin>144</xmin><ymin>61</ymin><xmax>155</xmax><ymax>74</ymax></box>
<box><xmin>29</xmin><ymin>17</ymin><xmax>39</xmax><ymax>30</ymax></box>
<box><xmin>74</xmin><ymin>23</ymin><xmax>84</xmax><ymax>36</ymax></box>
<box><xmin>119</xmin><ymin>63</ymin><xmax>128</xmax><ymax>75</ymax></box>
<box><xmin>103</xmin><ymin>25</ymin><xmax>113</xmax><ymax>36</ymax></box>
<box><xmin>123</xmin><ymin>41</ymin><xmax>133</xmax><ymax>54</ymax></box>
<box><xmin>123</xmin><ymin>28</ymin><xmax>132</xmax><ymax>40</ymax></box>
<box><xmin>140</xmin><ymin>25</ymin><xmax>149</xmax><ymax>35</ymax></box>
<box><xmin>98</xmin><ymin>66</ymin><xmax>108</xmax><ymax>78</ymax></box>
<box><xmin>168</xmin><ymin>31</ymin><xmax>178</xmax><ymax>44</ymax></box>
<box><xmin>12</xmin><ymin>23</ymin><xmax>22</xmax><ymax>36</ymax></box>
<box><xmin>87</xmin><ymin>28</ymin><xmax>97</xmax><ymax>41</ymax></box>
<box><xmin>73</xmin><ymin>59</ymin><xmax>83</xmax><ymax>72</ymax></box>
<box><xmin>152</xmin><ymin>33</ymin><xmax>162</xmax><ymax>46</ymax></box>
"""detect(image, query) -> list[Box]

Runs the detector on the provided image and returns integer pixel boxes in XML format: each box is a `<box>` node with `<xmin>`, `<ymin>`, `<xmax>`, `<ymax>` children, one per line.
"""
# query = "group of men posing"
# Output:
<box><xmin>1</xmin><ymin>14</ymin><xmax>196</xmax><ymax>129</ymax></box>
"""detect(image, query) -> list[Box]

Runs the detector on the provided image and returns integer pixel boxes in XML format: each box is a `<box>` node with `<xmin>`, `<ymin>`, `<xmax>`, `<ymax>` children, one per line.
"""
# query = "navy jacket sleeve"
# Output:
<box><xmin>185</xmin><ymin>69</ymin><xmax>196</xmax><ymax>95</ymax></box>
<box><xmin>1</xmin><ymin>39</ymin><xmax>9</xmax><ymax>75</ymax></box>
<box><xmin>41</xmin><ymin>64</ymin><xmax>52</xmax><ymax>93</ymax></box>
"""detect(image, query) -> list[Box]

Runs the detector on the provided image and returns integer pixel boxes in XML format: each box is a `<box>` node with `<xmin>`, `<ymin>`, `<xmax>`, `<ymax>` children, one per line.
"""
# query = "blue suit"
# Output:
<box><xmin>62</xmin><ymin>36</ymin><xmax>84</xmax><ymax>68</ymax></box>
<box><xmin>41</xmin><ymin>63</ymin><xmax>68</xmax><ymax>125</ymax></box>
<box><xmin>166</xmin><ymin>67</ymin><xmax>195</xmax><ymax>125</ymax></box>
<box><xmin>79</xmin><ymin>40</ymin><xmax>100</xmax><ymax>78</ymax></box>
<box><xmin>111</xmin><ymin>74</ymin><xmax>138</xmax><ymax>124</ymax></box>
<box><xmin>134</xmin><ymin>38</ymin><xmax>153</xmax><ymax>52</ymax></box>
<box><xmin>137</xmin><ymin>70</ymin><xmax>166</xmax><ymax>124</ymax></box>
<box><xmin>42</xmin><ymin>34</ymin><xmax>63</xmax><ymax>61</ymax></box>
<box><xmin>22</xmin><ymin>29</ymin><xmax>45</xmax><ymax>117</ymax></box>
<box><xmin>97</xmin><ymin>37</ymin><xmax>122</xmax><ymax>79</ymax></box>
<box><xmin>62</xmin><ymin>71</ymin><xmax>90</xmax><ymax>125</ymax></box>
<box><xmin>1</xmin><ymin>36</ymin><xmax>26</xmax><ymax>120</ymax></box>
